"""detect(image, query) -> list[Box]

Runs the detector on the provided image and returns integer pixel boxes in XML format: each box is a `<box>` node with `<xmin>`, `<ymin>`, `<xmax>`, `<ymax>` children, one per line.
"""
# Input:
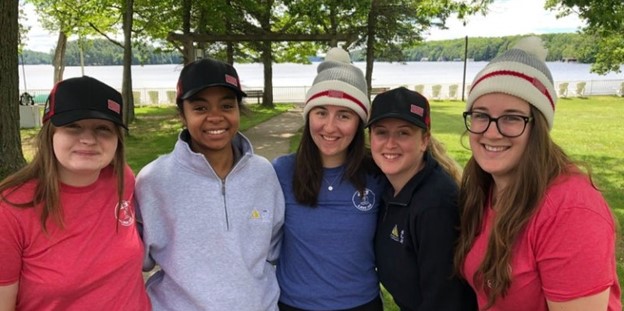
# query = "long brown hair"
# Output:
<box><xmin>293</xmin><ymin>117</ymin><xmax>372</xmax><ymax>206</ymax></box>
<box><xmin>0</xmin><ymin>122</ymin><xmax>126</xmax><ymax>232</ymax></box>
<box><xmin>454</xmin><ymin>106</ymin><xmax>577</xmax><ymax>308</ymax></box>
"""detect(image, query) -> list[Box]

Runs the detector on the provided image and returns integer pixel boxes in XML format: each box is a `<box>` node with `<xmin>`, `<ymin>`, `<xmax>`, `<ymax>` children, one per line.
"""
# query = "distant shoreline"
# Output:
<box><xmin>18</xmin><ymin>63</ymin><xmax>624</xmax><ymax>103</ymax></box>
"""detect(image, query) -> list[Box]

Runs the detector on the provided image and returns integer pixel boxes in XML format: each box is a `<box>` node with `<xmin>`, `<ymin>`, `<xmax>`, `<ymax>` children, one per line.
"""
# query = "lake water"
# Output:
<box><xmin>18</xmin><ymin>62</ymin><xmax>623</xmax><ymax>103</ymax></box>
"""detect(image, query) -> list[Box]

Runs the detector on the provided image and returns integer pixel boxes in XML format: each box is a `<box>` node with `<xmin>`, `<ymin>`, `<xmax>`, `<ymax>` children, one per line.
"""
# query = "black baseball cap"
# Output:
<box><xmin>176</xmin><ymin>58</ymin><xmax>247</xmax><ymax>102</ymax></box>
<box><xmin>366</xmin><ymin>87</ymin><xmax>430</xmax><ymax>129</ymax></box>
<box><xmin>42</xmin><ymin>76</ymin><xmax>126</xmax><ymax>129</ymax></box>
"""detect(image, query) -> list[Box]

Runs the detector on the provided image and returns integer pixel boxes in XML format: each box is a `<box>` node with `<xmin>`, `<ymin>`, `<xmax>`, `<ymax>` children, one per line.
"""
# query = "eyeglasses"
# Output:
<box><xmin>463</xmin><ymin>111</ymin><xmax>533</xmax><ymax>138</ymax></box>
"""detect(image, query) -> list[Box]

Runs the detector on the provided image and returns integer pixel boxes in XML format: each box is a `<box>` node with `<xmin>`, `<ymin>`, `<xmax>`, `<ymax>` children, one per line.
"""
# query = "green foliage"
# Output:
<box><xmin>21</xmin><ymin>33</ymin><xmax>609</xmax><ymax>66</ymax></box>
<box><xmin>395</xmin><ymin>33</ymin><xmax>597</xmax><ymax>62</ymax></box>
<box><xmin>27</xmin><ymin>0</ymin><xmax>119</xmax><ymax>41</ymax></box>
<box><xmin>17</xmin><ymin>4</ymin><xmax>30</xmax><ymax>53</ymax></box>
<box><xmin>545</xmin><ymin>0</ymin><xmax>624</xmax><ymax>73</ymax></box>
<box><xmin>57</xmin><ymin>39</ymin><xmax>183</xmax><ymax>66</ymax></box>
<box><xmin>20</xmin><ymin>50</ymin><xmax>52</xmax><ymax>64</ymax></box>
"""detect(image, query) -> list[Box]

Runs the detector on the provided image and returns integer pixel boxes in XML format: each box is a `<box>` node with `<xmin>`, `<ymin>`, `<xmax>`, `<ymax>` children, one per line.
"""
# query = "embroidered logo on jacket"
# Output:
<box><xmin>352</xmin><ymin>188</ymin><xmax>375</xmax><ymax>211</ymax></box>
<box><xmin>390</xmin><ymin>225</ymin><xmax>404</xmax><ymax>244</ymax></box>
<box><xmin>250</xmin><ymin>208</ymin><xmax>271</xmax><ymax>223</ymax></box>
<box><xmin>115</xmin><ymin>200</ymin><xmax>135</xmax><ymax>226</ymax></box>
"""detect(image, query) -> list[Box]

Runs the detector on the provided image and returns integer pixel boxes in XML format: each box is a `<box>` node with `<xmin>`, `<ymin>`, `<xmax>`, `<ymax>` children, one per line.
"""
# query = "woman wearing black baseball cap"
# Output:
<box><xmin>367</xmin><ymin>87</ymin><xmax>476</xmax><ymax>310</ymax></box>
<box><xmin>0</xmin><ymin>76</ymin><xmax>150</xmax><ymax>310</ymax></box>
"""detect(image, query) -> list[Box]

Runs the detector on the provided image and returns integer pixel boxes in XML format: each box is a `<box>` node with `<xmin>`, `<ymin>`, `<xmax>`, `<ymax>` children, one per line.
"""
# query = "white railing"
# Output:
<box><xmin>20</xmin><ymin>79</ymin><xmax>624</xmax><ymax>106</ymax></box>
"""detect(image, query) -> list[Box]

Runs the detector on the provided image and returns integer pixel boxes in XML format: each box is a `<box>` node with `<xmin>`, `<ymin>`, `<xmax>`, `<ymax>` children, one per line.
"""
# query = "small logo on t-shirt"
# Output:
<box><xmin>390</xmin><ymin>225</ymin><xmax>404</xmax><ymax>244</ymax></box>
<box><xmin>115</xmin><ymin>200</ymin><xmax>134</xmax><ymax>226</ymax></box>
<box><xmin>352</xmin><ymin>188</ymin><xmax>375</xmax><ymax>211</ymax></box>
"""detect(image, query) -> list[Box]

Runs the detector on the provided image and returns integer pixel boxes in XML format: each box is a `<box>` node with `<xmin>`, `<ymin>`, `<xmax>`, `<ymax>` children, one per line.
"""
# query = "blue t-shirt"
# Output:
<box><xmin>273</xmin><ymin>154</ymin><xmax>385</xmax><ymax>310</ymax></box>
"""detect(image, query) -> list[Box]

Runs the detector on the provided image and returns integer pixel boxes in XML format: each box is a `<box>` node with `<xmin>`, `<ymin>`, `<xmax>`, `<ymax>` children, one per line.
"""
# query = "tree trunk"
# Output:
<box><xmin>122</xmin><ymin>0</ymin><xmax>135</xmax><ymax>126</ymax></box>
<box><xmin>0</xmin><ymin>0</ymin><xmax>26</xmax><ymax>179</ymax></box>
<box><xmin>52</xmin><ymin>31</ymin><xmax>67</xmax><ymax>83</ymax></box>
<box><xmin>181</xmin><ymin>0</ymin><xmax>194</xmax><ymax>64</ymax></box>
<box><xmin>365</xmin><ymin>0</ymin><xmax>378</xmax><ymax>97</ymax></box>
<box><xmin>261</xmin><ymin>41</ymin><xmax>274</xmax><ymax>108</ymax></box>
<box><xmin>225</xmin><ymin>0</ymin><xmax>234</xmax><ymax>65</ymax></box>
<box><xmin>260</xmin><ymin>0</ymin><xmax>274</xmax><ymax>108</ymax></box>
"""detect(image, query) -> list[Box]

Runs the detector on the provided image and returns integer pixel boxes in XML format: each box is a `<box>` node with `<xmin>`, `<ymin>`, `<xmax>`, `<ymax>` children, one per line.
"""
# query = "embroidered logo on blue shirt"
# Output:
<box><xmin>352</xmin><ymin>188</ymin><xmax>375</xmax><ymax>211</ymax></box>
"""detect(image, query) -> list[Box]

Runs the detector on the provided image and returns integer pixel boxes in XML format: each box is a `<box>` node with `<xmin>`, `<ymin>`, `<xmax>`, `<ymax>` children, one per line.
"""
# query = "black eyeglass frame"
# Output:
<box><xmin>462</xmin><ymin>111</ymin><xmax>533</xmax><ymax>138</ymax></box>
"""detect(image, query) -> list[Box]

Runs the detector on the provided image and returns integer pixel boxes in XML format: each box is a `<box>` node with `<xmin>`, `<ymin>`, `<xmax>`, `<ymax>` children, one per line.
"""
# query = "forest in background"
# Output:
<box><xmin>20</xmin><ymin>32</ymin><xmax>594</xmax><ymax>66</ymax></box>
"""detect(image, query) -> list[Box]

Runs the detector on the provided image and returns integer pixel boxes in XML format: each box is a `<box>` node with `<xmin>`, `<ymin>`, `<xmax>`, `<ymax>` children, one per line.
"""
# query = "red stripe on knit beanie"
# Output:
<box><xmin>470</xmin><ymin>70</ymin><xmax>555</xmax><ymax>111</ymax></box>
<box><xmin>306</xmin><ymin>90</ymin><xmax>368</xmax><ymax>115</ymax></box>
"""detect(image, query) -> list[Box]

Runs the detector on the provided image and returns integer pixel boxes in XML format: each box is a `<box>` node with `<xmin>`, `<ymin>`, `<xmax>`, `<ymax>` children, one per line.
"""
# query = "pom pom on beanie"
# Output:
<box><xmin>303</xmin><ymin>48</ymin><xmax>370</xmax><ymax>122</ymax></box>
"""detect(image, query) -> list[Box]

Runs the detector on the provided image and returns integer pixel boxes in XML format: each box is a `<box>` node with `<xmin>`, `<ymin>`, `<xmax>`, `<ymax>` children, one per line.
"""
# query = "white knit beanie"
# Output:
<box><xmin>303</xmin><ymin>47</ymin><xmax>370</xmax><ymax>122</ymax></box>
<box><xmin>466</xmin><ymin>36</ymin><xmax>557</xmax><ymax>130</ymax></box>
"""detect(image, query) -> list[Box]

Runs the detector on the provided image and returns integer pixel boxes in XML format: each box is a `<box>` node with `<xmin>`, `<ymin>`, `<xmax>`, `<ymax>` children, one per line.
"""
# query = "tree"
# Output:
<box><xmin>0</xmin><ymin>0</ymin><xmax>26</xmax><ymax>179</ymax></box>
<box><xmin>546</xmin><ymin>0</ymin><xmax>624</xmax><ymax>73</ymax></box>
<box><xmin>122</xmin><ymin>0</ymin><xmax>135</xmax><ymax>125</ymax></box>
<box><xmin>363</xmin><ymin>0</ymin><xmax>491</xmax><ymax>94</ymax></box>
<box><xmin>232</xmin><ymin>0</ymin><xmax>278</xmax><ymax>108</ymax></box>
<box><xmin>28</xmin><ymin>0</ymin><xmax>116</xmax><ymax>83</ymax></box>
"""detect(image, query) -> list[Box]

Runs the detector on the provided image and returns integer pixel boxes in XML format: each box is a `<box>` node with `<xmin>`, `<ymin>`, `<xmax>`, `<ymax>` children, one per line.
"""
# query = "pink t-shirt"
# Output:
<box><xmin>463</xmin><ymin>174</ymin><xmax>621</xmax><ymax>310</ymax></box>
<box><xmin>0</xmin><ymin>165</ymin><xmax>150</xmax><ymax>311</ymax></box>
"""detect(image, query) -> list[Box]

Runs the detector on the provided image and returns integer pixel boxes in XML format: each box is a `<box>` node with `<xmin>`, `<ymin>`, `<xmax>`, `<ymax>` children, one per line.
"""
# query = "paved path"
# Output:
<box><xmin>242</xmin><ymin>107</ymin><xmax>304</xmax><ymax>161</ymax></box>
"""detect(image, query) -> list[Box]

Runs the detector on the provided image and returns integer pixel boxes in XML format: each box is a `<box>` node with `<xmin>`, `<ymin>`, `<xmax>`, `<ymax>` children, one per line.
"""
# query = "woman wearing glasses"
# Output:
<box><xmin>454</xmin><ymin>36</ymin><xmax>621</xmax><ymax>310</ymax></box>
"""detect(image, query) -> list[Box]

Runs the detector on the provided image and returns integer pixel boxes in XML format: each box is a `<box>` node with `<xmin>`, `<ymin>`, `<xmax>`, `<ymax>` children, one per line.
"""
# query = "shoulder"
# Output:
<box><xmin>411</xmin><ymin>165</ymin><xmax>459</xmax><ymax>214</ymax></box>
<box><xmin>271</xmin><ymin>153</ymin><xmax>296</xmax><ymax>172</ymax></box>
<box><xmin>534</xmin><ymin>173</ymin><xmax>614</xmax><ymax>228</ymax></box>
<box><xmin>0</xmin><ymin>181</ymin><xmax>37</xmax><ymax>205</ymax></box>
<box><xmin>424</xmin><ymin>163</ymin><xmax>459</xmax><ymax>197</ymax></box>
<box><xmin>245</xmin><ymin>154</ymin><xmax>277</xmax><ymax>174</ymax></box>
<box><xmin>0</xmin><ymin>183</ymin><xmax>38</xmax><ymax>227</ymax></box>
<box><xmin>136</xmin><ymin>153</ymin><xmax>174</xmax><ymax>179</ymax></box>
<box><xmin>134</xmin><ymin>154</ymin><xmax>177</xmax><ymax>195</ymax></box>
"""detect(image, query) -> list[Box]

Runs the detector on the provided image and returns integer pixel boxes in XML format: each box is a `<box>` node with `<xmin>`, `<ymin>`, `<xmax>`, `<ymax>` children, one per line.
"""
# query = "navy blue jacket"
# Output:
<box><xmin>374</xmin><ymin>152</ymin><xmax>477</xmax><ymax>311</ymax></box>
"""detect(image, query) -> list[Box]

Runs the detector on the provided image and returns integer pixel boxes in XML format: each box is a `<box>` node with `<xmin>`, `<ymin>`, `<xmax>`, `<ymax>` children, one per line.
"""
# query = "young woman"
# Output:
<box><xmin>455</xmin><ymin>36</ymin><xmax>621</xmax><ymax>310</ymax></box>
<box><xmin>273</xmin><ymin>47</ymin><xmax>385</xmax><ymax>310</ymax></box>
<box><xmin>136</xmin><ymin>58</ymin><xmax>285</xmax><ymax>310</ymax></box>
<box><xmin>368</xmin><ymin>87</ymin><xmax>477</xmax><ymax>310</ymax></box>
<box><xmin>0</xmin><ymin>76</ymin><xmax>150</xmax><ymax>311</ymax></box>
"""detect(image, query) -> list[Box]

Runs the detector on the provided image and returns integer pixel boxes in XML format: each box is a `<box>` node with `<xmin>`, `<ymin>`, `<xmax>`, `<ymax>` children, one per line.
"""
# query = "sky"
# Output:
<box><xmin>22</xmin><ymin>0</ymin><xmax>585</xmax><ymax>53</ymax></box>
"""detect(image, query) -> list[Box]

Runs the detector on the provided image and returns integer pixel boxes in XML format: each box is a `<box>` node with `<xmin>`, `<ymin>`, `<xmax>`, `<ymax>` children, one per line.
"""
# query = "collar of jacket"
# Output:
<box><xmin>382</xmin><ymin>151</ymin><xmax>437</xmax><ymax>207</ymax></box>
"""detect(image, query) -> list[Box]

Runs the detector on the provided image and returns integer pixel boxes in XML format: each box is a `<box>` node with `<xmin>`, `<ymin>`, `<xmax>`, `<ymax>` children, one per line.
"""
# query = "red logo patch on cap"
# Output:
<box><xmin>225</xmin><ymin>74</ymin><xmax>238</xmax><ymax>86</ymax></box>
<box><xmin>410</xmin><ymin>104</ymin><xmax>424</xmax><ymax>116</ymax></box>
<box><xmin>108</xmin><ymin>99</ymin><xmax>121</xmax><ymax>114</ymax></box>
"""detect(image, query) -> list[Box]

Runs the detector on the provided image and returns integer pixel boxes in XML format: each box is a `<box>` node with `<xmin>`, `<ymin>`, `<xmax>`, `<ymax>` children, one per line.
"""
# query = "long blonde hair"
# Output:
<box><xmin>428</xmin><ymin>134</ymin><xmax>462</xmax><ymax>184</ymax></box>
<box><xmin>454</xmin><ymin>107</ymin><xmax>581</xmax><ymax>308</ymax></box>
<box><xmin>0</xmin><ymin>122</ymin><xmax>126</xmax><ymax>232</ymax></box>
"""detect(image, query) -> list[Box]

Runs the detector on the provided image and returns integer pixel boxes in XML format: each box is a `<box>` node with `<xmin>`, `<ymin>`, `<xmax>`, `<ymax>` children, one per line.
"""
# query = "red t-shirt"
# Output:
<box><xmin>0</xmin><ymin>165</ymin><xmax>150</xmax><ymax>311</ymax></box>
<box><xmin>463</xmin><ymin>174</ymin><xmax>621</xmax><ymax>310</ymax></box>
